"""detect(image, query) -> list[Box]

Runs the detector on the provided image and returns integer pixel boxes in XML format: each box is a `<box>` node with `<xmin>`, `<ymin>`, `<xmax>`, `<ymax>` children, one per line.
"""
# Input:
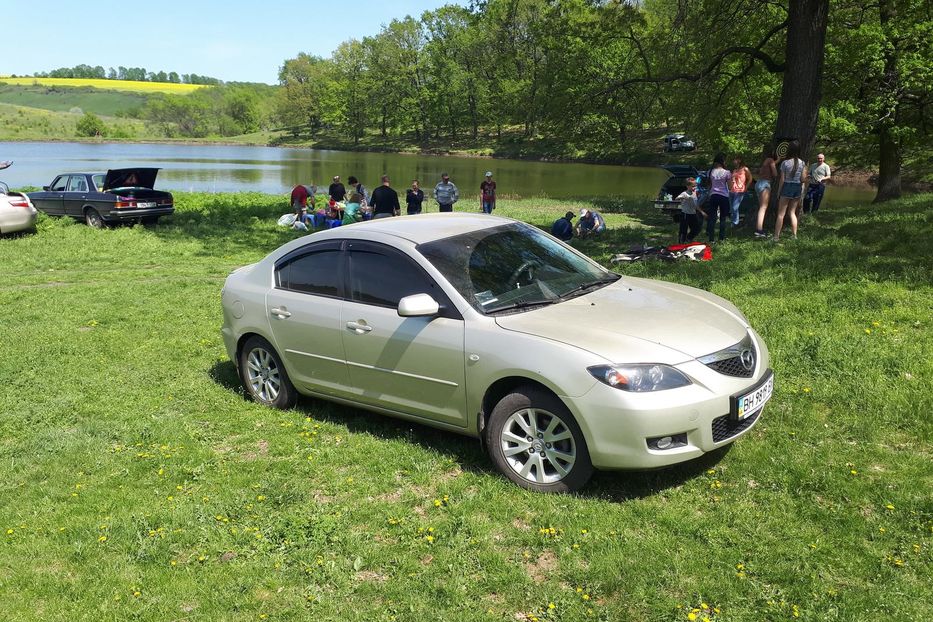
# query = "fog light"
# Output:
<box><xmin>647</xmin><ymin>433</ymin><xmax>688</xmax><ymax>450</ymax></box>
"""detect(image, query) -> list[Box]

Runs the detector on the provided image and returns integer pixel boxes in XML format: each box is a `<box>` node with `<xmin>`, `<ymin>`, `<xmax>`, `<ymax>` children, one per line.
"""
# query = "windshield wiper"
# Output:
<box><xmin>486</xmin><ymin>299</ymin><xmax>556</xmax><ymax>314</ymax></box>
<box><xmin>558</xmin><ymin>276</ymin><xmax>620</xmax><ymax>300</ymax></box>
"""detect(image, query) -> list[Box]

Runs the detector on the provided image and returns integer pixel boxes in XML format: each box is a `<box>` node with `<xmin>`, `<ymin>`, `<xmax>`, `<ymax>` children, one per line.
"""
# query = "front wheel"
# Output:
<box><xmin>239</xmin><ymin>336</ymin><xmax>297</xmax><ymax>409</ymax></box>
<box><xmin>486</xmin><ymin>387</ymin><xmax>593</xmax><ymax>493</ymax></box>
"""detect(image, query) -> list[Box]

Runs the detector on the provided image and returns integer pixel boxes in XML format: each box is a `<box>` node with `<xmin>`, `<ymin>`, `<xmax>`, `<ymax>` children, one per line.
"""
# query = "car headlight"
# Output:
<box><xmin>587</xmin><ymin>364</ymin><xmax>691</xmax><ymax>392</ymax></box>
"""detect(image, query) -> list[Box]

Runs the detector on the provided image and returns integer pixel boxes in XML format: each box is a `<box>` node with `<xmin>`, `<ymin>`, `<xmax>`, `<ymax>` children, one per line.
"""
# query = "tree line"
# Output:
<box><xmin>274</xmin><ymin>0</ymin><xmax>931</xmax><ymax>202</ymax></box>
<box><xmin>30</xmin><ymin>64</ymin><xmax>220</xmax><ymax>85</ymax></box>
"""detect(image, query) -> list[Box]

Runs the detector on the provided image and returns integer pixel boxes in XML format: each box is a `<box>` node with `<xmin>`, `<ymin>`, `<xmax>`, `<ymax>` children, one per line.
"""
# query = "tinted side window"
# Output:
<box><xmin>50</xmin><ymin>176</ymin><xmax>67</xmax><ymax>191</ymax></box>
<box><xmin>277</xmin><ymin>250</ymin><xmax>342</xmax><ymax>297</ymax></box>
<box><xmin>348</xmin><ymin>249</ymin><xmax>438</xmax><ymax>308</ymax></box>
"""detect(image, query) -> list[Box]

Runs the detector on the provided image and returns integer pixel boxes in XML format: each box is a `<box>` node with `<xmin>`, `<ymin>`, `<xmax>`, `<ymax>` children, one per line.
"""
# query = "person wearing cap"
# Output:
<box><xmin>551</xmin><ymin>210</ymin><xmax>575</xmax><ymax>241</ymax></box>
<box><xmin>575</xmin><ymin>208</ymin><xmax>606</xmax><ymax>238</ymax></box>
<box><xmin>433</xmin><ymin>173</ymin><xmax>459</xmax><ymax>213</ymax></box>
<box><xmin>480</xmin><ymin>171</ymin><xmax>497</xmax><ymax>214</ymax></box>
<box><xmin>328</xmin><ymin>175</ymin><xmax>346</xmax><ymax>203</ymax></box>
<box><xmin>803</xmin><ymin>153</ymin><xmax>831</xmax><ymax>214</ymax></box>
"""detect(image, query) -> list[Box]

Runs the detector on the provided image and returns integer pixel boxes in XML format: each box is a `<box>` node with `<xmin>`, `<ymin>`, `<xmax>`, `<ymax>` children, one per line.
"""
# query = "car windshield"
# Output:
<box><xmin>418</xmin><ymin>222</ymin><xmax>619</xmax><ymax>314</ymax></box>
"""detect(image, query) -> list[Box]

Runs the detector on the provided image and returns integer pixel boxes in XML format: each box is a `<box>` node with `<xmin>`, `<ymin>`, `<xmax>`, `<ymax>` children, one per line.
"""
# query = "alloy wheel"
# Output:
<box><xmin>499</xmin><ymin>407</ymin><xmax>576</xmax><ymax>484</ymax></box>
<box><xmin>245</xmin><ymin>346</ymin><xmax>281</xmax><ymax>403</ymax></box>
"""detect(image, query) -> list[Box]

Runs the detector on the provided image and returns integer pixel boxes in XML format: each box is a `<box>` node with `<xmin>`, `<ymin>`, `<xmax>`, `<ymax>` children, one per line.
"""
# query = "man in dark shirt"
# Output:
<box><xmin>328</xmin><ymin>175</ymin><xmax>346</xmax><ymax>202</ymax></box>
<box><xmin>369</xmin><ymin>175</ymin><xmax>400</xmax><ymax>219</ymax></box>
<box><xmin>551</xmin><ymin>211</ymin><xmax>574</xmax><ymax>241</ymax></box>
<box><xmin>406</xmin><ymin>180</ymin><xmax>425</xmax><ymax>214</ymax></box>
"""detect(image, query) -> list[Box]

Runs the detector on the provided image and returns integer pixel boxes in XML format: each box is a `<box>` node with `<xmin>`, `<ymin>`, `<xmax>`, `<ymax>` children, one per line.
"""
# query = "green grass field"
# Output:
<box><xmin>0</xmin><ymin>84</ymin><xmax>147</xmax><ymax>117</ymax></box>
<box><xmin>0</xmin><ymin>102</ymin><xmax>161</xmax><ymax>141</ymax></box>
<box><xmin>1</xmin><ymin>193</ymin><xmax>930</xmax><ymax>621</ymax></box>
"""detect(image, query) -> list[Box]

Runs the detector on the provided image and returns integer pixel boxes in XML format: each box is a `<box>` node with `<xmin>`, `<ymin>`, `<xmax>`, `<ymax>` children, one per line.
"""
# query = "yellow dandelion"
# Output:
<box><xmin>548</xmin><ymin>603</ymin><xmax>556</xmax><ymax>610</ymax></box>
<box><xmin>5</xmin><ymin>529</ymin><xmax>13</xmax><ymax>535</ymax></box>
<box><xmin>885</xmin><ymin>504</ymin><xmax>895</xmax><ymax>511</ymax></box>
<box><xmin>98</xmin><ymin>535</ymin><xmax>107</xmax><ymax>543</ymax></box>
<box><xmin>864</xmin><ymin>328</ymin><xmax>872</xmax><ymax>334</ymax></box>
<box><xmin>687</xmin><ymin>613</ymin><xmax>697</xmax><ymax>621</ymax></box>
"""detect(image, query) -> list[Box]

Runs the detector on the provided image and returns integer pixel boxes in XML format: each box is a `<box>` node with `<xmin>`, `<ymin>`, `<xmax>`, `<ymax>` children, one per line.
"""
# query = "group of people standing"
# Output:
<box><xmin>289</xmin><ymin>171</ymin><xmax>498</xmax><ymax>228</ymax></box>
<box><xmin>677</xmin><ymin>143</ymin><xmax>832</xmax><ymax>244</ymax></box>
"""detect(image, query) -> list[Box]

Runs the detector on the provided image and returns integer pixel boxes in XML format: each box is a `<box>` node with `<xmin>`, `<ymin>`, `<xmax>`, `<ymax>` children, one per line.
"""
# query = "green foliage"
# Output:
<box><xmin>75</xmin><ymin>111</ymin><xmax>106</xmax><ymax>137</ymax></box>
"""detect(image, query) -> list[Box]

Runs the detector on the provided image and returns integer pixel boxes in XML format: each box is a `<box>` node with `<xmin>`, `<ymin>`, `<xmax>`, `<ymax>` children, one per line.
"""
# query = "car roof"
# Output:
<box><xmin>308</xmin><ymin>213</ymin><xmax>517</xmax><ymax>245</ymax></box>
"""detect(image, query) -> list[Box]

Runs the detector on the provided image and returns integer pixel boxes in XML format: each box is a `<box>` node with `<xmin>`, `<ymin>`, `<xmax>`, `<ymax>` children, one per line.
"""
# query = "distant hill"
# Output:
<box><xmin>0</xmin><ymin>84</ymin><xmax>147</xmax><ymax>117</ymax></box>
<box><xmin>0</xmin><ymin>77</ymin><xmax>205</xmax><ymax>95</ymax></box>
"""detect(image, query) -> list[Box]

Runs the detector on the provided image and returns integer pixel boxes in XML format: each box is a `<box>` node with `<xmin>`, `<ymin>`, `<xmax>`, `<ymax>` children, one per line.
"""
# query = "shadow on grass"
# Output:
<box><xmin>209</xmin><ymin>359</ymin><xmax>730</xmax><ymax>501</ymax></box>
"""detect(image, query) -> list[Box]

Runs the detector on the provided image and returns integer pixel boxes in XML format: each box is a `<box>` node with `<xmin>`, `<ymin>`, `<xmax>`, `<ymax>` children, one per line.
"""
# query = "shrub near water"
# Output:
<box><xmin>0</xmin><ymin>192</ymin><xmax>930</xmax><ymax>621</ymax></box>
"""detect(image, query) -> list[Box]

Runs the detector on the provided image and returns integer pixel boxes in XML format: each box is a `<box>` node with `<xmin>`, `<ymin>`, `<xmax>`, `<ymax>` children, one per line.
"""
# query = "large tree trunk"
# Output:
<box><xmin>772</xmin><ymin>0</ymin><xmax>829</xmax><ymax>159</ymax></box>
<box><xmin>874</xmin><ymin>0</ymin><xmax>902</xmax><ymax>202</ymax></box>
<box><xmin>875</xmin><ymin>127</ymin><xmax>902</xmax><ymax>201</ymax></box>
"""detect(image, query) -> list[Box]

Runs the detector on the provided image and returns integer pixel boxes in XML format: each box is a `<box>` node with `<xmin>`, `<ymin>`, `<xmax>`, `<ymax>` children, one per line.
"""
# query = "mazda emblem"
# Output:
<box><xmin>740</xmin><ymin>348</ymin><xmax>755</xmax><ymax>371</ymax></box>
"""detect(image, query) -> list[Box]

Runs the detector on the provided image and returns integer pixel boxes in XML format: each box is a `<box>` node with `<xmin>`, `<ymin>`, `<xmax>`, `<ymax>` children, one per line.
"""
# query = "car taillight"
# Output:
<box><xmin>114</xmin><ymin>196</ymin><xmax>136</xmax><ymax>208</ymax></box>
<box><xmin>9</xmin><ymin>198</ymin><xmax>30</xmax><ymax>208</ymax></box>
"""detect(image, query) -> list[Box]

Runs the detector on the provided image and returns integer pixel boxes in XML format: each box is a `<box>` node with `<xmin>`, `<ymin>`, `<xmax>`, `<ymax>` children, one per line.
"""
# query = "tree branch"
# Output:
<box><xmin>597</xmin><ymin>18</ymin><xmax>788</xmax><ymax>96</ymax></box>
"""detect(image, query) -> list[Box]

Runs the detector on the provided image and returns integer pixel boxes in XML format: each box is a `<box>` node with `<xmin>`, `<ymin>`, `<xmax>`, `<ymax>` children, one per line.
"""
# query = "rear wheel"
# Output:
<box><xmin>239</xmin><ymin>336</ymin><xmax>297</xmax><ymax>409</ymax></box>
<box><xmin>486</xmin><ymin>386</ymin><xmax>593</xmax><ymax>493</ymax></box>
<box><xmin>85</xmin><ymin>207</ymin><xmax>105</xmax><ymax>229</ymax></box>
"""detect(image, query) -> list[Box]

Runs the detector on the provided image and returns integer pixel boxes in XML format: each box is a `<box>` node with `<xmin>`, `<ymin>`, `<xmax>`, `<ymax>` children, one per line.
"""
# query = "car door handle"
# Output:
<box><xmin>346</xmin><ymin>321</ymin><xmax>372</xmax><ymax>333</ymax></box>
<box><xmin>270</xmin><ymin>307</ymin><xmax>291</xmax><ymax>319</ymax></box>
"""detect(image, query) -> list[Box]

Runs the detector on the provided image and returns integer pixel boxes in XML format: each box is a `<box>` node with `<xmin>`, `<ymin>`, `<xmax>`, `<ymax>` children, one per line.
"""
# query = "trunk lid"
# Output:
<box><xmin>104</xmin><ymin>168</ymin><xmax>160</xmax><ymax>190</ymax></box>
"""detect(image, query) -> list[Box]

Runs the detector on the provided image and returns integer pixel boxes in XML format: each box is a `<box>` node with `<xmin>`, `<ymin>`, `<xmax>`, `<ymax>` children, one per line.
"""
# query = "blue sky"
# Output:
<box><xmin>6</xmin><ymin>0</ymin><xmax>463</xmax><ymax>84</ymax></box>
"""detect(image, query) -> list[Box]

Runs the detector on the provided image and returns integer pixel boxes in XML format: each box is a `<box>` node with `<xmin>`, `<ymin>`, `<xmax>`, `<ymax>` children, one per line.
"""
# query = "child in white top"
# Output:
<box><xmin>676</xmin><ymin>178</ymin><xmax>707</xmax><ymax>243</ymax></box>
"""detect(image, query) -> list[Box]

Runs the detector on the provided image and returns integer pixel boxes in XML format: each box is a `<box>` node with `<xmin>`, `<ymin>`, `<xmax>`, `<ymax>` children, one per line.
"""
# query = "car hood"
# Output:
<box><xmin>104</xmin><ymin>168</ymin><xmax>160</xmax><ymax>190</ymax></box>
<box><xmin>494</xmin><ymin>277</ymin><xmax>749</xmax><ymax>362</ymax></box>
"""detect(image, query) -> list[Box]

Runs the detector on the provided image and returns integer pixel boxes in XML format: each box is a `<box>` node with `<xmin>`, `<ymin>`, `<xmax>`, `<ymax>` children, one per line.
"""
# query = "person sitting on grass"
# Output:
<box><xmin>342</xmin><ymin>192</ymin><xmax>365</xmax><ymax>225</ymax></box>
<box><xmin>676</xmin><ymin>178</ymin><xmax>706</xmax><ymax>243</ymax></box>
<box><xmin>551</xmin><ymin>211</ymin><xmax>575</xmax><ymax>241</ymax></box>
<box><xmin>575</xmin><ymin>208</ymin><xmax>606</xmax><ymax>238</ymax></box>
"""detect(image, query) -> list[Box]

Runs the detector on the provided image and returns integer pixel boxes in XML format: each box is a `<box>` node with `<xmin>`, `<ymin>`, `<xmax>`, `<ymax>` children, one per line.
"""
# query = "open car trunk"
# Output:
<box><xmin>104</xmin><ymin>168</ymin><xmax>160</xmax><ymax>190</ymax></box>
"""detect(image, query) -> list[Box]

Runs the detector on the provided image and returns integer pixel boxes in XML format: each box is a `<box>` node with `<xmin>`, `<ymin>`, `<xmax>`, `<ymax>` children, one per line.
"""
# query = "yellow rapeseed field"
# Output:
<box><xmin>0</xmin><ymin>77</ymin><xmax>205</xmax><ymax>94</ymax></box>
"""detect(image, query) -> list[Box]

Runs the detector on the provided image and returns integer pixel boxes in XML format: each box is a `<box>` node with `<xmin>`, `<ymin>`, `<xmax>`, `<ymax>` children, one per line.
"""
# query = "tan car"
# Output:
<box><xmin>0</xmin><ymin>181</ymin><xmax>38</xmax><ymax>234</ymax></box>
<box><xmin>221</xmin><ymin>214</ymin><xmax>772</xmax><ymax>492</ymax></box>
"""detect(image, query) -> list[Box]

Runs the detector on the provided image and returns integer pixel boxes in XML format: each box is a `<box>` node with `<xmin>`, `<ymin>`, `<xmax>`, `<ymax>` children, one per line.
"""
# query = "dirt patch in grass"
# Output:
<box><xmin>524</xmin><ymin>549</ymin><xmax>557</xmax><ymax>583</ymax></box>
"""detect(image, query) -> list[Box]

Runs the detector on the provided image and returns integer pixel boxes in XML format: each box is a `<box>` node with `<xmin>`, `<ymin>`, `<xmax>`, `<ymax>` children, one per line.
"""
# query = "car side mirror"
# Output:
<box><xmin>398</xmin><ymin>293</ymin><xmax>440</xmax><ymax>317</ymax></box>
<box><xmin>43</xmin><ymin>186</ymin><xmax>50</xmax><ymax>191</ymax></box>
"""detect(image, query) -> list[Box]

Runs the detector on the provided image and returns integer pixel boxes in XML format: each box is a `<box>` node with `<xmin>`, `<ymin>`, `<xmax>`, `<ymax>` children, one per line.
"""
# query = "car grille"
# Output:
<box><xmin>698</xmin><ymin>335</ymin><xmax>756</xmax><ymax>378</ymax></box>
<box><xmin>707</xmin><ymin>355</ymin><xmax>754</xmax><ymax>378</ymax></box>
<box><xmin>711</xmin><ymin>412</ymin><xmax>760</xmax><ymax>443</ymax></box>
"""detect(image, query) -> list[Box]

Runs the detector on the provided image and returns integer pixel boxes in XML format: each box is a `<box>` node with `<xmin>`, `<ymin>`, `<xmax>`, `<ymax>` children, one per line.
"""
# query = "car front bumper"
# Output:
<box><xmin>566</xmin><ymin>342</ymin><xmax>771</xmax><ymax>470</ymax></box>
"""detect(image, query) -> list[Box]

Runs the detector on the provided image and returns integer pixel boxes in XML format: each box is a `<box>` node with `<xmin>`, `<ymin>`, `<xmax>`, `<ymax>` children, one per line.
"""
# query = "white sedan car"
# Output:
<box><xmin>221</xmin><ymin>214</ymin><xmax>772</xmax><ymax>492</ymax></box>
<box><xmin>0</xmin><ymin>181</ymin><xmax>38</xmax><ymax>234</ymax></box>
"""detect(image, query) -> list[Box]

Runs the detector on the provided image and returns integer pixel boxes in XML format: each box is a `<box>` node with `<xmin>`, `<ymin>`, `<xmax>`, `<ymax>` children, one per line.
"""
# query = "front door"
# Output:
<box><xmin>340</xmin><ymin>241</ymin><xmax>467</xmax><ymax>426</ymax></box>
<box><xmin>36</xmin><ymin>175</ymin><xmax>67</xmax><ymax>215</ymax></box>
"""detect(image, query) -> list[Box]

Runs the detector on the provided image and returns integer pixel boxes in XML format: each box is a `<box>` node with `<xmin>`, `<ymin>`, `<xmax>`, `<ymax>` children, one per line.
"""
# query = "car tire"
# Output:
<box><xmin>239</xmin><ymin>336</ymin><xmax>297</xmax><ymax>410</ymax></box>
<box><xmin>486</xmin><ymin>386</ymin><xmax>593</xmax><ymax>493</ymax></box>
<box><xmin>85</xmin><ymin>208</ymin><xmax>106</xmax><ymax>229</ymax></box>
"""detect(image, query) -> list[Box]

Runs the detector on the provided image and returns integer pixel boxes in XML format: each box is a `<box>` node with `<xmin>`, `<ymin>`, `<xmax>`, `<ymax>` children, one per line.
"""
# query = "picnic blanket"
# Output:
<box><xmin>611</xmin><ymin>242</ymin><xmax>712</xmax><ymax>263</ymax></box>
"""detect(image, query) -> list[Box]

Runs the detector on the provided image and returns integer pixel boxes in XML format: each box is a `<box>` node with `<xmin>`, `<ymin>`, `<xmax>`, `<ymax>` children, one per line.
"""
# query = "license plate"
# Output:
<box><xmin>136</xmin><ymin>202</ymin><xmax>157</xmax><ymax>208</ymax></box>
<box><xmin>731</xmin><ymin>370</ymin><xmax>774</xmax><ymax>421</ymax></box>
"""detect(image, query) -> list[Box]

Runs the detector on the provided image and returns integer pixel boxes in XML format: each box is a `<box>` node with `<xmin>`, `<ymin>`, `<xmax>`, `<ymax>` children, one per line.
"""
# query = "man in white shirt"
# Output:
<box><xmin>803</xmin><ymin>153</ymin><xmax>831</xmax><ymax>214</ymax></box>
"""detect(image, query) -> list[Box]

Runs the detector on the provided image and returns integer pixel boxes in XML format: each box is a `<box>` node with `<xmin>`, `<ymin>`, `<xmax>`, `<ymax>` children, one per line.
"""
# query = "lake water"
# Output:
<box><xmin>0</xmin><ymin>141</ymin><xmax>874</xmax><ymax>205</ymax></box>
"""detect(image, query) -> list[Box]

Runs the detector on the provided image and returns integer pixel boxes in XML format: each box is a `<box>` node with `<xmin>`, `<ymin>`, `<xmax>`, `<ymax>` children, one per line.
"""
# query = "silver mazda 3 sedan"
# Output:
<box><xmin>221</xmin><ymin>214</ymin><xmax>772</xmax><ymax>492</ymax></box>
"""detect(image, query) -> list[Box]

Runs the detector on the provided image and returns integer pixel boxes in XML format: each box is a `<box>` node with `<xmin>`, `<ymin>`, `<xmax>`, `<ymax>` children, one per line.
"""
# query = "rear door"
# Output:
<box><xmin>340</xmin><ymin>241</ymin><xmax>467</xmax><ymax>426</ymax></box>
<box><xmin>265</xmin><ymin>240</ymin><xmax>352</xmax><ymax>398</ymax></box>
